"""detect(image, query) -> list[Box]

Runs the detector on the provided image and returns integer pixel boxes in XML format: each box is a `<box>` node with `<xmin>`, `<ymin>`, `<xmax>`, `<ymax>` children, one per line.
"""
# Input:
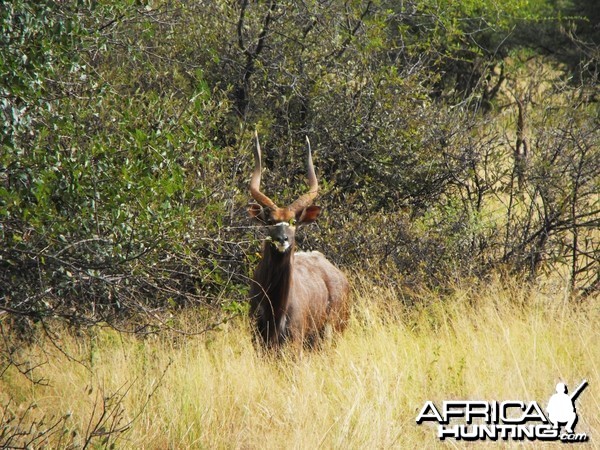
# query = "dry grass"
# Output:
<box><xmin>1</xmin><ymin>275</ymin><xmax>599</xmax><ymax>449</ymax></box>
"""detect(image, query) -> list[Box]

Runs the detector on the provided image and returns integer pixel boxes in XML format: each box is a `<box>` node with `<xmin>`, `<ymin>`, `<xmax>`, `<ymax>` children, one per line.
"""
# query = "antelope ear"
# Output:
<box><xmin>248</xmin><ymin>203</ymin><xmax>267</xmax><ymax>222</ymax></box>
<box><xmin>296</xmin><ymin>205</ymin><xmax>321</xmax><ymax>224</ymax></box>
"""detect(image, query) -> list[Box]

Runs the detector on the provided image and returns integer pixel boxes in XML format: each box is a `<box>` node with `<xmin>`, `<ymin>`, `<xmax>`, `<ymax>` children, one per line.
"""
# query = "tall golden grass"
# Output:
<box><xmin>1</xmin><ymin>275</ymin><xmax>599</xmax><ymax>449</ymax></box>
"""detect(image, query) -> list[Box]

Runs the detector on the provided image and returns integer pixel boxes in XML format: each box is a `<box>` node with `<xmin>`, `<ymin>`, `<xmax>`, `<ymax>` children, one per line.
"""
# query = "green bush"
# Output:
<box><xmin>1</xmin><ymin>0</ymin><xmax>598</xmax><ymax>334</ymax></box>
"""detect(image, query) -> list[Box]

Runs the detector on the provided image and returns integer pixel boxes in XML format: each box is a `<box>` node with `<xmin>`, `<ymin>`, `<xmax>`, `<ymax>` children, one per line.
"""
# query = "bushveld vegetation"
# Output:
<box><xmin>1</xmin><ymin>0</ymin><xmax>598</xmax><ymax>447</ymax></box>
<box><xmin>2</xmin><ymin>277</ymin><xmax>600</xmax><ymax>448</ymax></box>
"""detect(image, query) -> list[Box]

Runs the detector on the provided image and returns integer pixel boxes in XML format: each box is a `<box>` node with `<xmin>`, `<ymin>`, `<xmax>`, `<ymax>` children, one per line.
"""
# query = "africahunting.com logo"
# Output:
<box><xmin>416</xmin><ymin>380</ymin><xmax>589</xmax><ymax>443</ymax></box>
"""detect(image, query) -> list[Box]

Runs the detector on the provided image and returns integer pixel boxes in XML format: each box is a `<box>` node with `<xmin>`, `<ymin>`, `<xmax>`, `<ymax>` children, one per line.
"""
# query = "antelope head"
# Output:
<box><xmin>248</xmin><ymin>132</ymin><xmax>321</xmax><ymax>252</ymax></box>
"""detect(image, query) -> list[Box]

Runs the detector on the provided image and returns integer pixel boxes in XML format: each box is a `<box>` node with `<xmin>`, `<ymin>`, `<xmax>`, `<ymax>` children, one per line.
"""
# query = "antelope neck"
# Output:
<box><xmin>258</xmin><ymin>240</ymin><xmax>295</xmax><ymax>338</ymax></box>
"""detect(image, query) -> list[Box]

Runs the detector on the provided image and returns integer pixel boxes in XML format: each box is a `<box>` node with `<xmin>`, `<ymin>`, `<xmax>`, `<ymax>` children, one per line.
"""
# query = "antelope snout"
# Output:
<box><xmin>268</xmin><ymin>223</ymin><xmax>293</xmax><ymax>253</ymax></box>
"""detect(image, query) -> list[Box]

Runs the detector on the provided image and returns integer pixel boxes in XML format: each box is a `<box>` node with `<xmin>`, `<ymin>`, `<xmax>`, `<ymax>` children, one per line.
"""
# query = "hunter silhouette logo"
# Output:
<box><xmin>547</xmin><ymin>380</ymin><xmax>588</xmax><ymax>435</ymax></box>
<box><xmin>416</xmin><ymin>380</ymin><xmax>589</xmax><ymax>443</ymax></box>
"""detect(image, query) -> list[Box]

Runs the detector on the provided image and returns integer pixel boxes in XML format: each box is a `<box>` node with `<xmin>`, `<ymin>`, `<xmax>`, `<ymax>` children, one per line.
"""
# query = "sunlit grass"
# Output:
<box><xmin>1</xmin><ymin>275</ymin><xmax>599</xmax><ymax>448</ymax></box>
